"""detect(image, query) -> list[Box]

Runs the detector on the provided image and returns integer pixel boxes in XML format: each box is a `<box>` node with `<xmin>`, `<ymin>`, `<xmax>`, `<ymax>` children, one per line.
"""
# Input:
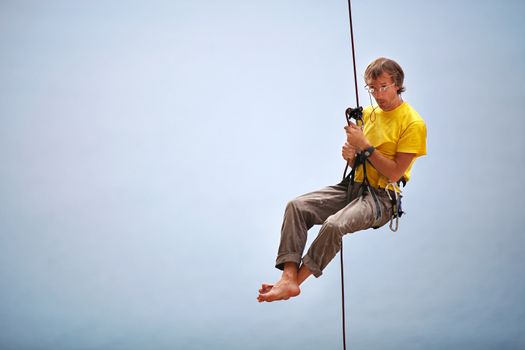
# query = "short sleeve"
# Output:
<box><xmin>397</xmin><ymin>120</ymin><xmax>427</xmax><ymax>157</ymax></box>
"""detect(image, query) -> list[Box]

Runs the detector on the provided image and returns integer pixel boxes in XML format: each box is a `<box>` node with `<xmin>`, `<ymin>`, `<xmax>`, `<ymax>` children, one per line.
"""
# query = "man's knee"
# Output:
<box><xmin>321</xmin><ymin>215</ymin><xmax>345</xmax><ymax>238</ymax></box>
<box><xmin>285</xmin><ymin>197</ymin><xmax>307</xmax><ymax>214</ymax></box>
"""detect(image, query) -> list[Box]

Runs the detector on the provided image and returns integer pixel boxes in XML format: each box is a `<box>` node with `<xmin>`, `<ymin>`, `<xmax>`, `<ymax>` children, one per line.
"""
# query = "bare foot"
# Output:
<box><xmin>258</xmin><ymin>283</ymin><xmax>273</xmax><ymax>294</ymax></box>
<box><xmin>257</xmin><ymin>279</ymin><xmax>300</xmax><ymax>302</ymax></box>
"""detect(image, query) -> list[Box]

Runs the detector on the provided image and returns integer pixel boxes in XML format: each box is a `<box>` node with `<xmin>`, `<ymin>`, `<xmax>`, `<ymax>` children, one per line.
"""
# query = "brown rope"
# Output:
<box><xmin>340</xmin><ymin>238</ymin><xmax>347</xmax><ymax>350</ymax></box>
<box><xmin>341</xmin><ymin>0</ymin><xmax>360</xmax><ymax>349</ymax></box>
<box><xmin>347</xmin><ymin>0</ymin><xmax>360</xmax><ymax>108</ymax></box>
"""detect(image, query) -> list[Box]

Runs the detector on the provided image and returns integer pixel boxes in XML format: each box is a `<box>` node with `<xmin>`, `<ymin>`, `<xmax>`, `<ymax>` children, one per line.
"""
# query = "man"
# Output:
<box><xmin>257</xmin><ymin>57</ymin><xmax>427</xmax><ymax>303</ymax></box>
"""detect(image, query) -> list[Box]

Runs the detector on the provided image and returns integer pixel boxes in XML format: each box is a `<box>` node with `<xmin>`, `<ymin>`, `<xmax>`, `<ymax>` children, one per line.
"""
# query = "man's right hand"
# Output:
<box><xmin>342</xmin><ymin>142</ymin><xmax>357</xmax><ymax>162</ymax></box>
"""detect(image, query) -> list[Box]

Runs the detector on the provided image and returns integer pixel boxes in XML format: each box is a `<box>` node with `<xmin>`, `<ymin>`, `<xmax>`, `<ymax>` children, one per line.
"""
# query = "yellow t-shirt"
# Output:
<box><xmin>353</xmin><ymin>102</ymin><xmax>427</xmax><ymax>189</ymax></box>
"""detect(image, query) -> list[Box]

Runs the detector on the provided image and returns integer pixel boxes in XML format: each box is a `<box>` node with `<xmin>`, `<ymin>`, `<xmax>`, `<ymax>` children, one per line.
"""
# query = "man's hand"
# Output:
<box><xmin>344</xmin><ymin>121</ymin><xmax>371</xmax><ymax>150</ymax></box>
<box><xmin>342</xmin><ymin>142</ymin><xmax>357</xmax><ymax>162</ymax></box>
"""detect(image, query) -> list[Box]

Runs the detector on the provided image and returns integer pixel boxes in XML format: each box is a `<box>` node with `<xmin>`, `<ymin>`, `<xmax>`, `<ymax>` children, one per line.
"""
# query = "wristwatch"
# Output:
<box><xmin>363</xmin><ymin>146</ymin><xmax>375</xmax><ymax>158</ymax></box>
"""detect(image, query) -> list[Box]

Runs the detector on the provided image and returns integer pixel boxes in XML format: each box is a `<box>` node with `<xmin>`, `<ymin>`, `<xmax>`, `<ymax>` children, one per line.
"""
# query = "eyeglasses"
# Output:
<box><xmin>364</xmin><ymin>83</ymin><xmax>396</xmax><ymax>94</ymax></box>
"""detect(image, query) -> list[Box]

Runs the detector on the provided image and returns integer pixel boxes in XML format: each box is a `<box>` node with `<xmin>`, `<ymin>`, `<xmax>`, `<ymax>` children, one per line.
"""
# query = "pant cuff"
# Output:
<box><xmin>275</xmin><ymin>252</ymin><xmax>302</xmax><ymax>271</ymax></box>
<box><xmin>302</xmin><ymin>254</ymin><xmax>323</xmax><ymax>278</ymax></box>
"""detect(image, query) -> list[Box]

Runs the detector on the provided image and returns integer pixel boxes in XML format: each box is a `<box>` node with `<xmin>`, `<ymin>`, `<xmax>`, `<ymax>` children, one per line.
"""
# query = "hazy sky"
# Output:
<box><xmin>1</xmin><ymin>1</ymin><xmax>524</xmax><ymax>349</ymax></box>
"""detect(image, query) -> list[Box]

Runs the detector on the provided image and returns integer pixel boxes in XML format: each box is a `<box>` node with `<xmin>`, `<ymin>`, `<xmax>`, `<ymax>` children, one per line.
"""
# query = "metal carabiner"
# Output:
<box><xmin>384</xmin><ymin>182</ymin><xmax>401</xmax><ymax>232</ymax></box>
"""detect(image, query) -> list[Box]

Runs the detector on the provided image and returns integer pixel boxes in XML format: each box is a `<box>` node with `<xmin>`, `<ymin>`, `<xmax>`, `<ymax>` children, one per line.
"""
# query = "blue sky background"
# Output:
<box><xmin>1</xmin><ymin>0</ymin><xmax>524</xmax><ymax>349</ymax></box>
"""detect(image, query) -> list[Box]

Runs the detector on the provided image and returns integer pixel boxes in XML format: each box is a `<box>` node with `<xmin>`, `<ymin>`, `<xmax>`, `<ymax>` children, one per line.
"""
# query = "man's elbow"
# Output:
<box><xmin>387</xmin><ymin>170</ymin><xmax>405</xmax><ymax>184</ymax></box>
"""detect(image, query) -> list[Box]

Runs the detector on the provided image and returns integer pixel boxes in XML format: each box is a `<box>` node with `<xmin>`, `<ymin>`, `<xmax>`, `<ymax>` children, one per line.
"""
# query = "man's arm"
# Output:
<box><xmin>366</xmin><ymin>151</ymin><xmax>415</xmax><ymax>182</ymax></box>
<box><xmin>344</xmin><ymin>123</ymin><xmax>416</xmax><ymax>182</ymax></box>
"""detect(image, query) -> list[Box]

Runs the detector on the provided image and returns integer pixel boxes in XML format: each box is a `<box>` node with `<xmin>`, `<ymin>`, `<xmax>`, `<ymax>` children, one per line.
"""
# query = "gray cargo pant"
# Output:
<box><xmin>275</xmin><ymin>182</ymin><xmax>394</xmax><ymax>277</ymax></box>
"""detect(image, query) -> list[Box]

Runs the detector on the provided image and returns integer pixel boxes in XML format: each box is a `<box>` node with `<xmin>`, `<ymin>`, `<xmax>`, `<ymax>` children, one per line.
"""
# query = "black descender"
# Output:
<box><xmin>345</xmin><ymin>106</ymin><xmax>363</xmax><ymax>128</ymax></box>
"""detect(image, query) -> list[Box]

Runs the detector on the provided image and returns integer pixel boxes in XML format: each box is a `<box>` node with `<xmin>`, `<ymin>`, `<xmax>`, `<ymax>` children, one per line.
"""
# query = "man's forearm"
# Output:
<box><xmin>367</xmin><ymin>150</ymin><xmax>415</xmax><ymax>183</ymax></box>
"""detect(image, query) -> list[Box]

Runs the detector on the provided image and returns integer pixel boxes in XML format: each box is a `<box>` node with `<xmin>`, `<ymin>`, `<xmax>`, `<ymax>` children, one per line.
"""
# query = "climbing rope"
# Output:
<box><xmin>347</xmin><ymin>0</ymin><xmax>360</xmax><ymax>108</ymax></box>
<box><xmin>341</xmin><ymin>0</ymin><xmax>360</xmax><ymax>348</ymax></box>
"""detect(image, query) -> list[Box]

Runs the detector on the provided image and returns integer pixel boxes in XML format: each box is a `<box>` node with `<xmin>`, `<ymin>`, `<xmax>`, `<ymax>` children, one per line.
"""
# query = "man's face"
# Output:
<box><xmin>366</xmin><ymin>72</ymin><xmax>400</xmax><ymax>111</ymax></box>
